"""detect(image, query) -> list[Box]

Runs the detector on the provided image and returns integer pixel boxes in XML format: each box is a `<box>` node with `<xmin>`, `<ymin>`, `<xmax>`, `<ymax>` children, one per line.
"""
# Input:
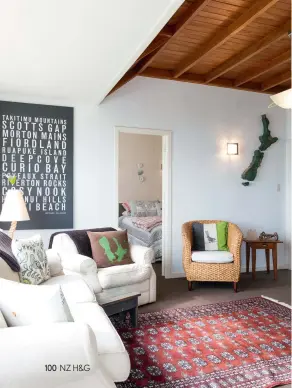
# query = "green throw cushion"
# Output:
<box><xmin>216</xmin><ymin>221</ymin><xmax>229</xmax><ymax>251</ymax></box>
<box><xmin>87</xmin><ymin>230</ymin><xmax>133</xmax><ymax>268</ymax></box>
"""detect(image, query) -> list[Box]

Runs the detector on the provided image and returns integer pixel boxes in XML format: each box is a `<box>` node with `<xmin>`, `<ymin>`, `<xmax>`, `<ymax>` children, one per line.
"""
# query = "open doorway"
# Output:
<box><xmin>114</xmin><ymin>126</ymin><xmax>172</xmax><ymax>278</ymax></box>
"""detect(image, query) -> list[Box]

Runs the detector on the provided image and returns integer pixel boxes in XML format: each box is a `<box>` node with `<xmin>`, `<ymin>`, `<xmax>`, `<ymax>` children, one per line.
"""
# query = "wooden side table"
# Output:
<box><xmin>243</xmin><ymin>239</ymin><xmax>283</xmax><ymax>280</ymax></box>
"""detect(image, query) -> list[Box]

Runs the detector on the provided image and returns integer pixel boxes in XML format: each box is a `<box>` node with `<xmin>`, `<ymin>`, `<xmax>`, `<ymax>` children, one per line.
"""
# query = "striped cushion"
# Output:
<box><xmin>192</xmin><ymin>222</ymin><xmax>229</xmax><ymax>251</ymax></box>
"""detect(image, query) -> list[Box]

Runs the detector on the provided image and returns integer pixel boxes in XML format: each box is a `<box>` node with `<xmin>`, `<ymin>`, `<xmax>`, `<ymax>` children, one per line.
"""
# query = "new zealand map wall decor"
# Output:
<box><xmin>241</xmin><ymin>114</ymin><xmax>278</xmax><ymax>186</ymax></box>
<box><xmin>0</xmin><ymin>101</ymin><xmax>73</xmax><ymax>229</ymax></box>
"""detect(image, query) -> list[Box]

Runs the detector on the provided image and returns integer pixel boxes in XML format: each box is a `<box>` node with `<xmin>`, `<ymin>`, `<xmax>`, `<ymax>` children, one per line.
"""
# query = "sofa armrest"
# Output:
<box><xmin>130</xmin><ymin>245</ymin><xmax>154</xmax><ymax>265</ymax></box>
<box><xmin>59</xmin><ymin>253</ymin><xmax>102</xmax><ymax>294</ymax></box>
<box><xmin>0</xmin><ymin>322</ymin><xmax>115</xmax><ymax>388</ymax></box>
<box><xmin>45</xmin><ymin>249</ymin><xmax>64</xmax><ymax>277</ymax></box>
<box><xmin>59</xmin><ymin>253</ymin><xmax>98</xmax><ymax>275</ymax></box>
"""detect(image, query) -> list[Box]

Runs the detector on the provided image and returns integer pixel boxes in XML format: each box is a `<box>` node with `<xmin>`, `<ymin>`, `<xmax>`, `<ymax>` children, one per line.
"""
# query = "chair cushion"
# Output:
<box><xmin>191</xmin><ymin>251</ymin><xmax>233</xmax><ymax>263</ymax></box>
<box><xmin>97</xmin><ymin>263</ymin><xmax>151</xmax><ymax>289</ymax></box>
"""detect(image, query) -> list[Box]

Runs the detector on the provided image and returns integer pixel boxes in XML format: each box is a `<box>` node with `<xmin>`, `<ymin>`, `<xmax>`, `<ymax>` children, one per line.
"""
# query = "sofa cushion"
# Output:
<box><xmin>42</xmin><ymin>275</ymin><xmax>96</xmax><ymax>305</ymax></box>
<box><xmin>12</xmin><ymin>234</ymin><xmax>50</xmax><ymax>285</ymax></box>
<box><xmin>97</xmin><ymin>263</ymin><xmax>151</xmax><ymax>289</ymax></box>
<box><xmin>0</xmin><ymin>278</ymin><xmax>73</xmax><ymax>326</ymax></box>
<box><xmin>88</xmin><ymin>230</ymin><xmax>133</xmax><ymax>268</ymax></box>
<box><xmin>191</xmin><ymin>251</ymin><xmax>233</xmax><ymax>263</ymax></box>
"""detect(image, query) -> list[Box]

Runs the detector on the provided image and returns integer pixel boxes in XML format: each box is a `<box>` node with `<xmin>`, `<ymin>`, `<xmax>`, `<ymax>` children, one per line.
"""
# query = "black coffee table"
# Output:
<box><xmin>98</xmin><ymin>292</ymin><xmax>141</xmax><ymax>328</ymax></box>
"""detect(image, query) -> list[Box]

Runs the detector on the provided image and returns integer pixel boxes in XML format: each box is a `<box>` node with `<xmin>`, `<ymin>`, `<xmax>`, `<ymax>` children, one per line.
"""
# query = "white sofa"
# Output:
<box><xmin>0</xmin><ymin>253</ymin><xmax>131</xmax><ymax>388</ymax></box>
<box><xmin>51</xmin><ymin>232</ymin><xmax>157</xmax><ymax>306</ymax></box>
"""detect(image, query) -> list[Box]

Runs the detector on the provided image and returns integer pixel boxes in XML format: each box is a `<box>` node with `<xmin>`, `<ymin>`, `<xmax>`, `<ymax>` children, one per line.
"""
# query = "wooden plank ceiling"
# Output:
<box><xmin>108</xmin><ymin>0</ymin><xmax>291</xmax><ymax>96</ymax></box>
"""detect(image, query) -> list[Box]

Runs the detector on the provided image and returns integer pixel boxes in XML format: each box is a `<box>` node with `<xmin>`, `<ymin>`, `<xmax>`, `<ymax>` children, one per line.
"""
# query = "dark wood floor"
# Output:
<box><xmin>139</xmin><ymin>264</ymin><xmax>291</xmax><ymax>388</ymax></box>
<box><xmin>140</xmin><ymin>263</ymin><xmax>291</xmax><ymax>313</ymax></box>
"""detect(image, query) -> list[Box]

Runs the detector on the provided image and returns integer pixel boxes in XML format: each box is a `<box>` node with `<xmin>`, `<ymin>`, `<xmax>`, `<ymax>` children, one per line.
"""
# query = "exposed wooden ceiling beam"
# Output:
<box><xmin>107</xmin><ymin>70</ymin><xmax>136</xmax><ymax>96</ymax></box>
<box><xmin>159</xmin><ymin>25</ymin><xmax>174</xmax><ymax>38</ymax></box>
<box><xmin>173</xmin><ymin>0</ymin><xmax>280</xmax><ymax>78</ymax></box>
<box><xmin>205</xmin><ymin>20</ymin><xmax>290</xmax><ymax>83</ymax></box>
<box><xmin>141</xmin><ymin>67</ymin><xmax>287</xmax><ymax>95</ymax></box>
<box><xmin>261</xmin><ymin>70</ymin><xmax>291</xmax><ymax>91</ymax></box>
<box><xmin>136</xmin><ymin>0</ymin><xmax>211</xmax><ymax>74</ymax></box>
<box><xmin>235</xmin><ymin>50</ymin><xmax>291</xmax><ymax>86</ymax></box>
<box><xmin>132</xmin><ymin>36</ymin><xmax>169</xmax><ymax>67</ymax></box>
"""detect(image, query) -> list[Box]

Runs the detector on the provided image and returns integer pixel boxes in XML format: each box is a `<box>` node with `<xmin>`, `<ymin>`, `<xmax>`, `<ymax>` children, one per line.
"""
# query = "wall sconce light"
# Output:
<box><xmin>227</xmin><ymin>143</ymin><xmax>239</xmax><ymax>155</ymax></box>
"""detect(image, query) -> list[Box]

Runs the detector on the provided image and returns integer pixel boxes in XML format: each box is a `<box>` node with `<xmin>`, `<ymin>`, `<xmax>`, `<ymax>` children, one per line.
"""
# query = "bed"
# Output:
<box><xmin>118</xmin><ymin>203</ymin><xmax>162</xmax><ymax>262</ymax></box>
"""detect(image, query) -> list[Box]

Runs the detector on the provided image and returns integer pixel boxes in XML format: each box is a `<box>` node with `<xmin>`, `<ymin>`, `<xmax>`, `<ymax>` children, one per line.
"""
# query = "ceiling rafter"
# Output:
<box><xmin>235</xmin><ymin>50</ymin><xmax>291</xmax><ymax>86</ymax></box>
<box><xmin>141</xmin><ymin>67</ymin><xmax>286</xmax><ymax>94</ymax></box>
<box><xmin>261</xmin><ymin>70</ymin><xmax>291</xmax><ymax>91</ymax></box>
<box><xmin>173</xmin><ymin>0</ymin><xmax>280</xmax><ymax>78</ymax></box>
<box><xmin>136</xmin><ymin>0</ymin><xmax>211</xmax><ymax>75</ymax></box>
<box><xmin>107</xmin><ymin>0</ymin><xmax>291</xmax><ymax>97</ymax></box>
<box><xmin>205</xmin><ymin>20</ymin><xmax>291</xmax><ymax>83</ymax></box>
<box><xmin>107</xmin><ymin>0</ymin><xmax>211</xmax><ymax>97</ymax></box>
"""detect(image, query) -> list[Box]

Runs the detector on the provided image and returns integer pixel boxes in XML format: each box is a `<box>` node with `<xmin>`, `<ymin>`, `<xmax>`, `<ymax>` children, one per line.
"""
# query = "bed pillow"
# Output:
<box><xmin>12</xmin><ymin>234</ymin><xmax>50</xmax><ymax>285</ymax></box>
<box><xmin>129</xmin><ymin>200</ymin><xmax>161</xmax><ymax>217</ymax></box>
<box><xmin>87</xmin><ymin>230</ymin><xmax>133</xmax><ymax>268</ymax></box>
<box><xmin>0</xmin><ymin>279</ymin><xmax>73</xmax><ymax>326</ymax></box>
<box><xmin>192</xmin><ymin>222</ymin><xmax>229</xmax><ymax>251</ymax></box>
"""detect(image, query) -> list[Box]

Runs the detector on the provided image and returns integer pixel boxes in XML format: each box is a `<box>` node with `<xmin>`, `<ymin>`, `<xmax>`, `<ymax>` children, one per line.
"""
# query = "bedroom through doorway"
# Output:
<box><xmin>114</xmin><ymin>126</ymin><xmax>172</xmax><ymax>278</ymax></box>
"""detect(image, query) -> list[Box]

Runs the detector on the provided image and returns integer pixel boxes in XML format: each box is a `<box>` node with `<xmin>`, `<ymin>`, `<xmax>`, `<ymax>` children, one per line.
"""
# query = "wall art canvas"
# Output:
<box><xmin>0</xmin><ymin>101</ymin><xmax>73</xmax><ymax>229</ymax></box>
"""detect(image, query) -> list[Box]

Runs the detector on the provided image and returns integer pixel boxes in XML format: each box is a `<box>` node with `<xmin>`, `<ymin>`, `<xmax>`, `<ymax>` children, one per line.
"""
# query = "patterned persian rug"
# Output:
<box><xmin>113</xmin><ymin>297</ymin><xmax>291</xmax><ymax>388</ymax></box>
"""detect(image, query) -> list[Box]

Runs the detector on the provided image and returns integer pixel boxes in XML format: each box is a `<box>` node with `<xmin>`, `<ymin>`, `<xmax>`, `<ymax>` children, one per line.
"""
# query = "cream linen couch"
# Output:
<box><xmin>0</xmin><ymin>251</ymin><xmax>131</xmax><ymax>388</ymax></box>
<box><xmin>51</xmin><ymin>232</ymin><xmax>157</xmax><ymax>306</ymax></box>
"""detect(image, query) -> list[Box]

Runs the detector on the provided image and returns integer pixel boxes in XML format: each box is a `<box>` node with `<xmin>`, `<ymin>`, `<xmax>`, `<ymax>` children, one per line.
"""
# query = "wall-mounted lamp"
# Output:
<box><xmin>227</xmin><ymin>143</ymin><xmax>239</xmax><ymax>155</ymax></box>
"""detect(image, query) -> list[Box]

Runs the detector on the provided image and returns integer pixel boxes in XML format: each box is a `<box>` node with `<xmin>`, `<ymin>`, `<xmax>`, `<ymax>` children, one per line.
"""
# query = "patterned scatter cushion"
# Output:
<box><xmin>12</xmin><ymin>234</ymin><xmax>50</xmax><ymax>285</ymax></box>
<box><xmin>192</xmin><ymin>222</ymin><xmax>229</xmax><ymax>251</ymax></box>
<box><xmin>129</xmin><ymin>200</ymin><xmax>161</xmax><ymax>217</ymax></box>
<box><xmin>88</xmin><ymin>230</ymin><xmax>133</xmax><ymax>268</ymax></box>
<box><xmin>0</xmin><ymin>279</ymin><xmax>73</xmax><ymax>326</ymax></box>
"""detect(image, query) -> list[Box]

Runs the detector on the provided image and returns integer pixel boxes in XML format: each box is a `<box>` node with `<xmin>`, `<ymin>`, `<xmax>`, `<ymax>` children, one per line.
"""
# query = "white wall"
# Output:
<box><xmin>119</xmin><ymin>132</ymin><xmax>162</xmax><ymax>202</ymax></box>
<box><xmin>0</xmin><ymin>77</ymin><xmax>289</xmax><ymax>275</ymax></box>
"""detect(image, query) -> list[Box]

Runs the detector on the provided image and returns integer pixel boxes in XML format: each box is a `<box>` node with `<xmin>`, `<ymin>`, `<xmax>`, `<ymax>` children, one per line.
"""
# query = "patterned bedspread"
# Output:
<box><xmin>118</xmin><ymin>216</ymin><xmax>162</xmax><ymax>261</ymax></box>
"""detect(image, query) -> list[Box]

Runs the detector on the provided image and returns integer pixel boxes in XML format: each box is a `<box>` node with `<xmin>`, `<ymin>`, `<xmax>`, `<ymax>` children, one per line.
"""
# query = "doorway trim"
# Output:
<box><xmin>114</xmin><ymin>126</ymin><xmax>172</xmax><ymax>278</ymax></box>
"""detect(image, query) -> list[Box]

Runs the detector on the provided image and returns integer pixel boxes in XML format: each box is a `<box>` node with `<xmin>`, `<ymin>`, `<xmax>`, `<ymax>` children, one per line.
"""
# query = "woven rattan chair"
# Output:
<box><xmin>182</xmin><ymin>220</ymin><xmax>243</xmax><ymax>292</ymax></box>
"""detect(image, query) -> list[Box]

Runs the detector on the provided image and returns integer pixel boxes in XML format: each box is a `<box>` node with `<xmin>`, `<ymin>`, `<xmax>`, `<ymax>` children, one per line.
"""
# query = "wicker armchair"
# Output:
<box><xmin>182</xmin><ymin>220</ymin><xmax>243</xmax><ymax>292</ymax></box>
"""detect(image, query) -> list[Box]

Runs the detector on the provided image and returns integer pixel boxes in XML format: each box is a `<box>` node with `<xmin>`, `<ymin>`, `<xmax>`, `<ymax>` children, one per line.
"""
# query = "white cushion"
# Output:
<box><xmin>12</xmin><ymin>234</ymin><xmax>50</xmax><ymax>285</ymax></box>
<box><xmin>97</xmin><ymin>263</ymin><xmax>151</xmax><ymax>289</ymax></box>
<box><xmin>0</xmin><ymin>310</ymin><xmax>7</xmax><ymax>328</ymax></box>
<box><xmin>0</xmin><ymin>278</ymin><xmax>73</xmax><ymax>326</ymax></box>
<box><xmin>191</xmin><ymin>251</ymin><xmax>234</xmax><ymax>263</ymax></box>
<box><xmin>42</xmin><ymin>275</ymin><xmax>96</xmax><ymax>305</ymax></box>
<box><xmin>70</xmin><ymin>301</ymin><xmax>130</xmax><ymax>382</ymax></box>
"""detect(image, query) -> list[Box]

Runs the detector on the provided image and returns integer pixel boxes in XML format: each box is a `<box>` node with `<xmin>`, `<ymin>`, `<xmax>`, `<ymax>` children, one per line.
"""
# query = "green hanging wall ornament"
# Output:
<box><xmin>241</xmin><ymin>114</ymin><xmax>278</xmax><ymax>186</ymax></box>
